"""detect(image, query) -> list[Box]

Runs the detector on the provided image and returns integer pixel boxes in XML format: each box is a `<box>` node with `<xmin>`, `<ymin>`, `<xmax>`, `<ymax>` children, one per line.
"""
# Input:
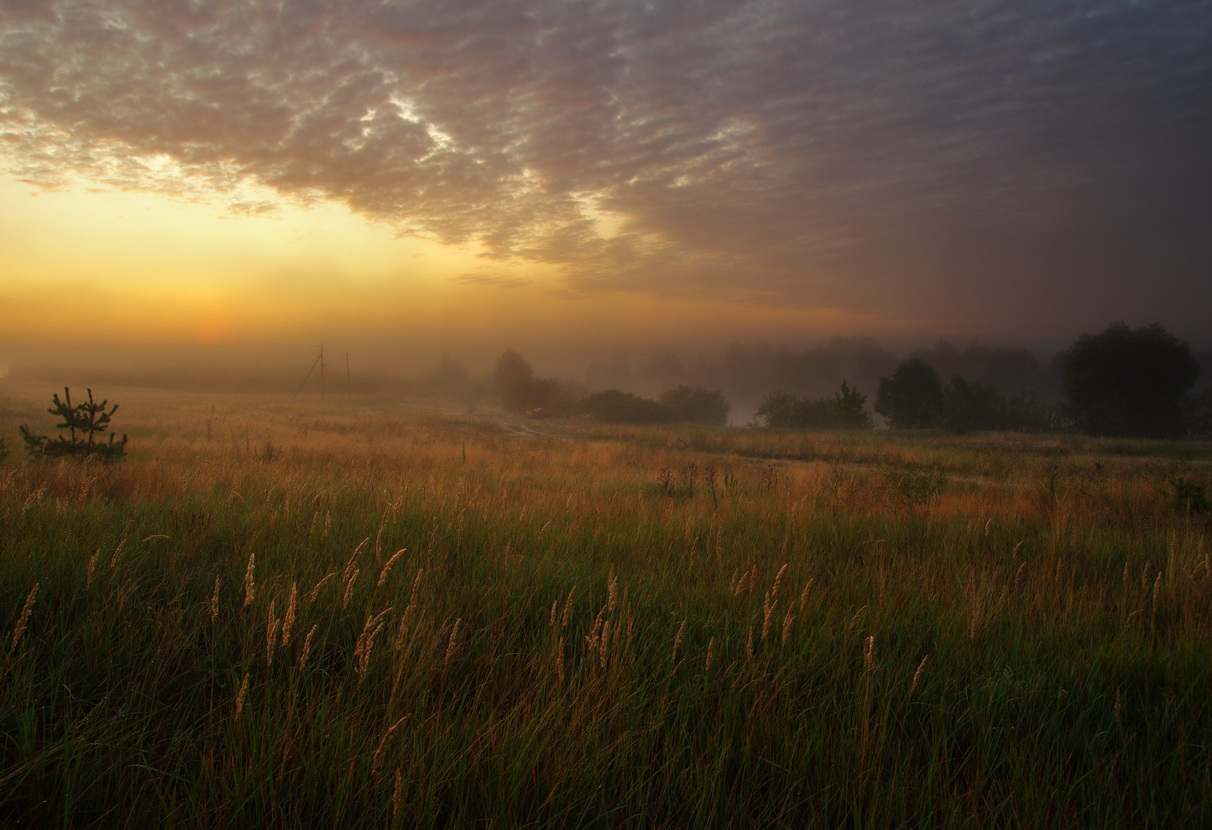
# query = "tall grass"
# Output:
<box><xmin>1</xmin><ymin>383</ymin><xmax>1210</xmax><ymax>826</ymax></box>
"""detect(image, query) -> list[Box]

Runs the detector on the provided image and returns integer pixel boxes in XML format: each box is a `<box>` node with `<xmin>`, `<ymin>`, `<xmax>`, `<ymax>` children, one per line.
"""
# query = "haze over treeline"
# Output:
<box><xmin>4</xmin><ymin>332</ymin><xmax>1210</xmax><ymax>418</ymax></box>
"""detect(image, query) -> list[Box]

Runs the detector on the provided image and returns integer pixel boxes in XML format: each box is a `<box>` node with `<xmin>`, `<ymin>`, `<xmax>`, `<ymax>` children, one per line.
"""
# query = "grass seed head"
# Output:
<box><xmin>798</xmin><ymin>578</ymin><xmax>815</xmax><ymax>613</ymax></box>
<box><xmin>909</xmin><ymin>655</ymin><xmax>928</xmax><ymax>694</ymax></box>
<box><xmin>560</xmin><ymin>586</ymin><xmax>577</xmax><ymax>628</ymax></box>
<box><xmin>242</xmin><ymin>553</ymin><xmax>256</xmax><ymax>610</ymax></box>
<box><xmin>771</xmin><ymin>563</ymin><xmax>789</xmax><ymax>599</ymax></box>
<box><xmin>372</xmin><ymin>715</ymin><xmax>411</xmax><ymax>774</ymax></box>
<box><xmin>671</xmin><ymin>619</ymin><xmax>686</xmax><ymax>664</ymax></box>
<box><xmin>281</xmin><ymin>582</ymin><xmax>297</xmax><ymax>646</ymax></box>
<box><xmin>377</xmin><ymin>548</ymin><xmax>406</xmax><ymax>588</ymax></box>
<box><xmin>298</xmin><ymin>624</ymin><xmax>318</xmax><ymax>671</ymax></box>
<box><xmin>444</xmin><ymin>618</ymin><xmax>462</xmax><ymax>666</ymax></box>
<box><xmin>234</xmin><ymin>671</ymin><xmax>249</xmax><ymax>721</ymax></box>
<box><xmin>210</xmin><ymin>576</ymin><xmax>221</xmax><ymax>621</ymax></box>
<box><xmin>308</xmin><ymin>572</ymin><xmax>336</xmax><ymax>603</ymax></box>
<box><xmin>342</xmin><ymin>569</ymin><xmax>360</xmax><ymax>608</ymax></box>
<box><xmin>9</xmin><ymin>583</ymin><xmax>39</xmax><ymax>653</ymax></box>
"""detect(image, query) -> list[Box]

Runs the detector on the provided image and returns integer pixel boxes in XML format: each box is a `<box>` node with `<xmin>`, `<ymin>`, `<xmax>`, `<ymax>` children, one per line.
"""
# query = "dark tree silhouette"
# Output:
<box><xmin>660</xmin><ymin>385</ymin><xmax>730</xmax><ymax>425</ymax></box>
<box><xmin>833</xmin><ymin>380</ymin><xmax>873</xmax><ymax>429</ymax></box>
<box><xmin>1061</xmin><ymin>322</ymin><xmax>1199</xmax><ymax>438</ymax></box>
<box><xmin>579</xmin><ymin>390</ymin><xmax>670</xmax><ymax>424</ymax></box>
<box><xmin>875</xmin><ymin>359</ymin><xmax>943</xmax><ymax>429</ymax></box>
<box><xmin>941</xmin><ymin>376</ymin><xmax>1006</xmax><ymax>434</ymax></box>
<box><xmin>492</xmin><ymin>349</ymin><xmax>537</xmax><ymax>413</ymax></box>
<box><xmin>20</xmin><ymin>387</ymin><xmax>128</xmax><ymax>459</ymax></box>
<box><xmin>756</xmin><ymin>382</ymin><xmax>874</xmax><ymax>429</ymax></box>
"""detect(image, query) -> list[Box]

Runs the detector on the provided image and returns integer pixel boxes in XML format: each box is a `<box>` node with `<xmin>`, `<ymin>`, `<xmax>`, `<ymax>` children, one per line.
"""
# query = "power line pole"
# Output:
<box><xmin>293</xmin><ymin>346</ymin><xmax>323</xmax><ymax>399</ymax></box>
<box><xmin>319</xmin><ymin>345</ymin><xmax>326</xmax><ymax>400</ymax></box>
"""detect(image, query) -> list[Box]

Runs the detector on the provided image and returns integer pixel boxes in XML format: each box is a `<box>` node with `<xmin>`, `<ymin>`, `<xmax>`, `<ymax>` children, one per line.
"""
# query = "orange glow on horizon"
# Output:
<box><xmin>0</xmin><ymin>174</ymin><xmax>924</xmax><ymax>361</ymax></box>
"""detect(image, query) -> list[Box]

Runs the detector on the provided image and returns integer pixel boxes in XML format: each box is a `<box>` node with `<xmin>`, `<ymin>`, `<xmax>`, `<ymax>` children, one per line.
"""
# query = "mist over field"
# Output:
<box><xmin>3</xmin><ymin>1</ymin><xmax>1212</xmax><ymax>824</ymax></box>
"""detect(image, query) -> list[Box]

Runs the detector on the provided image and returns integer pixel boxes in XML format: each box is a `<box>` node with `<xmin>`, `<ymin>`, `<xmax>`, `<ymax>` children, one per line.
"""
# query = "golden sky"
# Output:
<box><xmin>0</xmin><ymin>170</ymin><xmax>897</xmax><ymax>369</ymax></box>
<box><xmin>2</xmin><ymin>0</ymin><xmax>1210</xmax><ymax>373</ymax></box>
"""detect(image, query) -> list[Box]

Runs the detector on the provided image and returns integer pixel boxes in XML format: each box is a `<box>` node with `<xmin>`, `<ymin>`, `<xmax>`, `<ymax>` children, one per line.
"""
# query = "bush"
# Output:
<box><xmin>660</xmin><ymin>386</ymin><xmax>730</xmax><ymax>425</ymax></box>
<box><xmin>757</xmin><ymin>382</ymin><xmax>874</xmax><ymax>429</ymax></box>
<box><xmin>580</xmin><ymin>390</ymin><xmax>670</xmax><ymax>424</ymax></box>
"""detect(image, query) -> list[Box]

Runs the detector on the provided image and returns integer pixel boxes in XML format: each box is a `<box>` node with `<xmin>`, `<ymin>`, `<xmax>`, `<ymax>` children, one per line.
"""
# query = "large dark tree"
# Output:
<box><xmin>1061</xmin><ymin>322</ymin><xmax>1199</xmax><ymax>438</ymax></box>
<box><xmin>875</xmin><ymin>359</ymin><xmax>943</xmax><ymax>428</ymax></box>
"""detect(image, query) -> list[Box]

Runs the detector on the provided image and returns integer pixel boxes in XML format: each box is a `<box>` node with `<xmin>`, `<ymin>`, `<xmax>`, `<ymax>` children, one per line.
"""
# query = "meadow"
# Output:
<box><xmin>1</xmin><ymin>382</ymin><xmax>1210</xmax><ymax>827</ymax></box>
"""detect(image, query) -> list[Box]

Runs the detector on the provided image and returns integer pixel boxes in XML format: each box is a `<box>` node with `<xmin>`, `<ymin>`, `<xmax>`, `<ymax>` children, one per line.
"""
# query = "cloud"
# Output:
<box><xmin>456</xmin><ymin>271</ymin><xmax>533</xmax><ymax>290</ymax></box>
<box><xmin>2</xmin><ymin>0</ymin><xmax>1210</xmax><ymax>333</ymax></box>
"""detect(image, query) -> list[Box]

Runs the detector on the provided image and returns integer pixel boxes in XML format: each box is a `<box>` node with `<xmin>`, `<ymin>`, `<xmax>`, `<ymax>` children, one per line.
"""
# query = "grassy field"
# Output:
<box><xmin>1</xmin><ymin>382</ymin><xmax>1211</xmax><ymax>827</ymax></box>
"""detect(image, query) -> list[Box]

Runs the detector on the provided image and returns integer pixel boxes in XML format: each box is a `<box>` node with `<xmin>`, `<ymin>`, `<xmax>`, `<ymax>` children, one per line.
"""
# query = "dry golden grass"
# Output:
<box><xmin>0</xmin><ymin>381</ymin><xmax>1210</xmax><ymax>826</ymax></box>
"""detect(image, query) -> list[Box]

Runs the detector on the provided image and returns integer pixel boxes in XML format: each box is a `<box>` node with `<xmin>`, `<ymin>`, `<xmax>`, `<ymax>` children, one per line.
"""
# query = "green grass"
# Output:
<box><xmin>1</xmin><ymin>383</ymin><xmax>1211</xmax><ymax>826</ymax></box>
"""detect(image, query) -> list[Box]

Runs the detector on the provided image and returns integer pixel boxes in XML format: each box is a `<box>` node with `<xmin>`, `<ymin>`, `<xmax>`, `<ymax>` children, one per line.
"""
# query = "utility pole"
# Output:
<box><xmin>293</xmin><ymin>345</ymin><xmax>325</xmax><ymax>400</ymax></box>
<box><xmin>318</xmin><ymin>345</ymin><xmax>326</xmax><ymax>400</ymax></box>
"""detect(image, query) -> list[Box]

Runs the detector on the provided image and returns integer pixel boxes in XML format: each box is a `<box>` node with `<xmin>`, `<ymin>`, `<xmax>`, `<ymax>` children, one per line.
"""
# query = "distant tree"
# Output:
<box><xmin>579</xmin><ymin>390</ymin><xmax>670</xmax><ymax>424</ymax></box>
<box><xmin>424</xmin><ymin>353</ymin><xmax>481</xmax><ymax>408</ymax></box>
<box><xmin>941</xmin><ymin>376</ymin><xmax>1006</xmax><ymax>434</ymax></box>
<box><xmin>530</xmin><ymin>376</ymin><xmax>580</xmax><ymax>417</ymax></box>
<box><xmin>1061</xmin><ymin>322</ymin><xmax>1199</xmax><ymax>438</ymax></box>
<box><xmin>756</xmin><ymin>382</ymin><xmax>873</xmax><ymax>430</ymax></box>
<box><xmin>1003</xmin><ymin>391</ymin><xmax>1060</xmax><ymax>433</ymax></box>
<box><xmin>660</xmin><ymin>385</ymin><xmax>730</xmax><ymax>425</ymax></box>
<box><xmin>426</xmin><ymin>353</ymin><xmax>471</xmax><ymax>392</ymax></box>
<box><xmin>492</xmin><ymin>349</ymin><xmax>538</xmax><ymax>413</ymax></box>
<box><xmin>833</xmin><ymin>380</ymin><xmax>874</xmax><ymax>429</ymax></box>
<box><xmin>756</xmin><ymin>392</ymin><xmax>802</xmax><ymax>429</ymax></box>
<box><xmin>1189</xmin><ymin>388</ymin><xmax>1212</xmax><ymax>438</ymax></box>
<box><xmin>756</xmin><ymin>392</ymin><xmax>835</xmax><ymax>428</ymax></box>
<box><xmin>876</xmin><ymin>359</ymin><xmax>943</xmax><ymax>429</ymax></box>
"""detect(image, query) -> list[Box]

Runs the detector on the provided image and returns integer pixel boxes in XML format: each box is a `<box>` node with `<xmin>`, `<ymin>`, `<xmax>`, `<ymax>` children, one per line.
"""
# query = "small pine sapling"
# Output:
<box><xmin>20</xmin><ymin>387</ymin><xmax>128</xmax><ymax>459</ymax></box>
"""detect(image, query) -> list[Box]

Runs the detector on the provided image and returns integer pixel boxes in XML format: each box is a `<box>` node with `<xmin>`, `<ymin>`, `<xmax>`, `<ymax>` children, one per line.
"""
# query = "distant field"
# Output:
<box><xmin>2</xmin><ymin>383</ymin><xmax>1211</xmax><ymax>827</ymax></box>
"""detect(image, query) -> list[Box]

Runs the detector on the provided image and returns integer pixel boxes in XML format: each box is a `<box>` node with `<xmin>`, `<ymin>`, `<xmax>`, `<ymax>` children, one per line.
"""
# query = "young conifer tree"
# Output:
<box><xmin>20</xmin><ymin>387</ymin><xmax>128</xmax><ymax>459</ymax></box>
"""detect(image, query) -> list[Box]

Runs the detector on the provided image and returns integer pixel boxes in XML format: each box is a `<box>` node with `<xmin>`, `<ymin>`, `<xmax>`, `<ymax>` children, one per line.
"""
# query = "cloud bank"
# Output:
<box><xmin>2</xmin><ymin>0</ymin><xmax>1210</xmax><ymax>333</ymax></box>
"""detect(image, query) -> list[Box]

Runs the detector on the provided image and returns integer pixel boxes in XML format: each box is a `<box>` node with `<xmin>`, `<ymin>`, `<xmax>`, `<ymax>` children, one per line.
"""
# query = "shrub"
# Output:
<box><xmin>660</xmin><ymin>386</ymin><xmax>730</xmax><ymax>425</ymax></box>
<box><xmin>1170</xmin><ymin>477</ymin><xmax>1209</xmax><ymax>517</ymax></box>
<box><xmin>579</xmin><ymin>390</ymin><xmax>670</xmax><ymax>424</ymax></box>
<box><xmin>757</xmin><ymin>382</ymin><xmax>874</xmax><ymax>429</ymax></box>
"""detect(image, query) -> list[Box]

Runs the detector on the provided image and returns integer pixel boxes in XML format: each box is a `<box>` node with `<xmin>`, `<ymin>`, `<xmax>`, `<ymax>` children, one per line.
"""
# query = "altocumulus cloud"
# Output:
<box><xmin>2</xmin><ymin>0</ymin><xmax>1210</xmax><ymax>331</ymax></box>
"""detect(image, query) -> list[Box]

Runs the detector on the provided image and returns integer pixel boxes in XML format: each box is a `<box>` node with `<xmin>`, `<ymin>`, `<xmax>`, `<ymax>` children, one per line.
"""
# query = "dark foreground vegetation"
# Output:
<box><xmin>1</xmin><ymin>382</ymin><xmax>1211</xmax><ymax>826</ymax></box>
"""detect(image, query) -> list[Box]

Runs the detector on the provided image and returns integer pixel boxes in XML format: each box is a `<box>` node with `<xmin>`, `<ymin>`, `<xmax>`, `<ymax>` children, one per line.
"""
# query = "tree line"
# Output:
<box><xmin>419</xmin><ymin>322</ymin><xmax>1209</xmax><ymax>438</ymax></box>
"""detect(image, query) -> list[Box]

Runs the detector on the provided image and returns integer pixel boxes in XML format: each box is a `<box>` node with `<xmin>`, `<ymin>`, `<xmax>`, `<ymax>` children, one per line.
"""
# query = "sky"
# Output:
<box><xmin>2</xmin><ymin>0</ymin><xmax>1210</xmax><ymax>374</ymax></box>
